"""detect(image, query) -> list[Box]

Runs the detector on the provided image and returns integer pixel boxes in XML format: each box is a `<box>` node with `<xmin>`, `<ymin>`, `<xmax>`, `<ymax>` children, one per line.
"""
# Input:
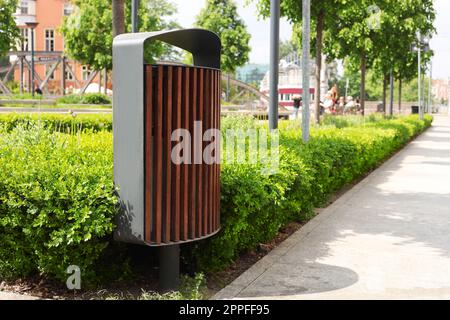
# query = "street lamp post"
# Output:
<box><xmin>301</xmin><ymin>0</ymin><xmax>311</xmax><ymax>142</ymax></box>
<box><xmin>131</xmin><ymin>0</ymin><xmax>139</xmax><ymax>33</ymax></box>
<box><xmin>417</xmin><ymin>32</ymin><xmax>422</xmax><ymax>120</ymax></box>
<box><xmin>26</xmin><ymin>22</ymin><xmax>39</xmax><ymax>98</ymax></box>
<box><xmin>269</xmin><ymin>0</ymin><xmax>280</xmax><ymax>131</ymax></box>
<box><xmin>428</xmin><ymin>60</ymin><xmax>432</xmax><ymax>114</ymax></box>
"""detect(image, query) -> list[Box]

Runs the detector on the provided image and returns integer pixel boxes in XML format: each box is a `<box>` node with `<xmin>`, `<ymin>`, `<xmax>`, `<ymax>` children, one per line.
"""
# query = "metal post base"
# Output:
<box><xmin>159</xmin><ymin>244</ymin><xmax>180</xmax><ymax>292</ymax></box>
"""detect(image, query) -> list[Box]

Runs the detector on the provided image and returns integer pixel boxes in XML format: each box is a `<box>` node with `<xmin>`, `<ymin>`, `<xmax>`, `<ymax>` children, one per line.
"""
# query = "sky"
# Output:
<box><xmin>171</xmin><ymin>0</ymin><xmax>293</xmax><ymax>65</ymax></box>
<box><xmin>172</xmin><ymin>0</ymin><xmax>450</xmax><ymax>80</ymax></box>
<box><xmin>430</xmin><ymin>0</ymin><xmax>450</xmax><ymax>80</ymax></box>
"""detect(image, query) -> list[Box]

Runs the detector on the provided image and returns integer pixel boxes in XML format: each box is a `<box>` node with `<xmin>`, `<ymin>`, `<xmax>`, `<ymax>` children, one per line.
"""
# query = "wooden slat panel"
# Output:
<box><xmin>154</xmin><ymin>65</ymin><xmax>164</xmax><ymax>245</ymax></box>
<box><xmin>144</xmin><ymin>65</ymin><xmax>220</xmax><ymax>244</ymax></box>
<box><xmin>182</xmin><ymin>67</ymin><xmax>190</xmax><ymax>240</ymax></box>
<box><xmin>190</xmin><ymin>68</ymin><xmax>197</xmax><ymax>239</ymax></box>
<box><xmin>172</xmin><ymin>67</ymin><xmax>182</xmax><ymax>242</ymax></box>
<box><xmin>201</xmin><ymin>69</ymin><xmax>211</xmax><ymax>236</ymax></box>
<box><xmin>216</xmin><ymin>71</ymin><xmax>221</xmax><ymax>230</ymax></box>
<box><xmin>197</xmin><ymin>68</ymin><xmax>204</xmax><ymax>238</ymax></box>
<box><xmin>211</xmin><ymin>70</ymin><xmax>215</xmax><ymax>234</ymax></box>
<box><xmin>163</xmin><ymin>66</ymin><xmax>173</xmax><ymax>243</ymax></box>
<box><xmin>214</xmin><ymin>70</ymin><xmax>218</xmax><ymax>231</ymax></box>
<box><xmin>211</xmin><ymin>70</ymin><xmax>216</xmax><ymax>232</ymax></box>
<box><xmin>144</xmin><ymin>66</ymin><xmax>153</xmax><ymax>243</ymax></box>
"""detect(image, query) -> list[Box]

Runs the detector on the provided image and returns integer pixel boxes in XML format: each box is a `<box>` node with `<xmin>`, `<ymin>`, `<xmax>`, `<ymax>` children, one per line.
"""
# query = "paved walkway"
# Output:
<box><xmin>215</xmin><ymin>116</ymin><xmax>450</xmax><ymax>300</ymax></box>
<box><xmin>0</xmin><ymin>291</ymin><xmax>39</xmax><ymax>300</ymax></box>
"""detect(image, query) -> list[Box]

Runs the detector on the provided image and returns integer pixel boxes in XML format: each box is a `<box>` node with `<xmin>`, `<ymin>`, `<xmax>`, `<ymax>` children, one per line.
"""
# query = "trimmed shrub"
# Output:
<box><xmin>0</xmin><ymin>114</ymin><xmax>432</xmax><ymax>281</ymax></box>
<box><xmin>190</xmin><ymin>115</ymin><xmax>433</xmax><ymax>271</ymax></box>
<box><xmin>0</xmin><ymin>126</ymin><xmax>117</xmax><ymax>281</ymax></box>
<box><xmin>81</xmin><ymin>93</ymin><xmax>111</xmax><ymax>105</ymax></box>
<box><xmin>0</xmin><ymin>113</ymin><xmax>112</xmax><ymax>133</ymax></box>
<box><xmin>57</xmin><ymin>93</ymin><xmax>111</xmax><ymax>105</ymax></box>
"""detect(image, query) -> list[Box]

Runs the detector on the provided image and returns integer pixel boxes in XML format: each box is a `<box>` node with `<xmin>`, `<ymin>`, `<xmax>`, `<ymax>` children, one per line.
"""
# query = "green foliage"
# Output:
<box><xmin>57</xmin><ymin>93</ymin><xmax>111</xmax><ymax>105</ymax></box>
<box><xmin>0</xmin><ymin>0</ymin><xmax>19</xmax><ymax>56</ymax></box>
<box><xmin>60</xmin><ymin>0</ymin><xmax>179</xmax><ymax>70</ymax></box>
<box><xmin>0</xmin><ymin>113</ymin><xmax>432</xmax><ymax>284</ymax></box>
<box><xmin>0</xmin><ymin>113</ymin><xmax>112</xmax><ymax>133</ymax></box>
<box><xmin>0</xmin><ymin>126</ymin><xmax>117</xmax><ymax>281</ymax></box>
<box><xmin>279</xmin><ymin>39</ymin><xmax>297</xmax><ymax>59</ymax></box>
<box><xmin>191</xmin><ymin>115</ymin><xmax>433</xmax><ymax>271</ymax></box>
<box><xmin>196</xmin><ymin>0</ymin><xmax>251</xmax><ymax>73</ymax></box>
<box><xmin>328</xmin><ymin>0</ymin><xmax>435</xmax><ymax>105</ymax></box>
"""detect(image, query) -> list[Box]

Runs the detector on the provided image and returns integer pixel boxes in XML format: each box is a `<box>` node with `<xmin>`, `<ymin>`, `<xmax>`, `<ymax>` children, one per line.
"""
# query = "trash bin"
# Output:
<box><xmin>113</xmin><ymin>29</ymin><xmax>221</xmax><ymax>246</ymax></box>
<box><xmin>411</xmin><ymin>106</ymin><xmax>419</xmax><ymax>114</ymax></box>
<box><xmin>113</xmin><ymin>29</ymin><xmax>222</xmax><ymax>290</ymax></box>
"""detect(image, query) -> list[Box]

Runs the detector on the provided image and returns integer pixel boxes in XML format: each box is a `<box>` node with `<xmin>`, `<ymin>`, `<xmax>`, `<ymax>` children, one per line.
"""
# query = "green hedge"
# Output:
<box><xmin>0</xmin><ymin>114</ymin><xmax>432</xmax><ymax>281</ymax></box>
<box><xmin>190</xmin><ymin>115</ymin><xmax>433</xmax><ymax>271</ymax></box>
<box><xmin>0</xmin><ymin>113</ymin><xmax>112</xmax><ymax>133</ymax></box>
<box><xmin>0</xmin><ymin>126</ymin><xmax>116</xmax><ymax>281</ymax></box>
<box><xmin>57</xmin><ymin>93</ymin><xmax>111</xmax><ymax>105</ymax></box>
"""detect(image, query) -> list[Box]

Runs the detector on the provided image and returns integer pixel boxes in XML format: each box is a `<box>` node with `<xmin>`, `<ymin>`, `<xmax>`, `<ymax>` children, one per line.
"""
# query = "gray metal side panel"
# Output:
<box><xmin>113</xmin><ymin>37</ymin><xmax>146</xmax><ymax>244</ymax></box>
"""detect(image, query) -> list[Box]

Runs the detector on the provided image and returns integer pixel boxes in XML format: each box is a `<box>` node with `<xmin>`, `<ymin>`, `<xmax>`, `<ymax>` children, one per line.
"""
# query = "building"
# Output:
<box><xmin>432</xmin><ymin>79</ymin><xmax>448</xmax><ymax>104</ymax></box>
<box><xmin>11</xmin><ymin>0</ymin><xmax>105</xmax><ymax>95</ymax></box>
<box><xmin>259</xmin><ymin>59</ymin><xmax>316</xmax><ymax>109</ymax></box>
<box><xmin>259</xmin><ymin>53</ymin><xmax>338</xmax><ymax>109</ymax></box>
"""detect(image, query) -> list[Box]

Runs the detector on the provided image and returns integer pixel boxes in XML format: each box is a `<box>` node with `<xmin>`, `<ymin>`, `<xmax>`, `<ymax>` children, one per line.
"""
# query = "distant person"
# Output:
<box><xmin>292</xmin><ymin>94</ymin><xmax>302</xmax><ymax>119</ymax></box>
<box><xmin>345</xmin><ymin>96</ymin><xmax>357</xmax><ymax>114</ymax></box>
<box><xmin>338</xmin><ymin>96</ymin><xmax>345</xmax><ymax>114</ymax></box>
<box><xmin>321</xmin><ymin>93</ymin><xmax>335</xmax><ymax>114</ymax></box>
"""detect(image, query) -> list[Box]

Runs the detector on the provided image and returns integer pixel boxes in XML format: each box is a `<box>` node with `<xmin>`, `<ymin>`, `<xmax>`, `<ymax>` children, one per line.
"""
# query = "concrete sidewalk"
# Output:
<box><xmin>0</xmin><ymin>292</ymin><xmax>39</xmax><ymax>300</ymax></box>
<box><xmin>215</xmin><ymin>115</ymin><xmax>450</xmax><ymax>300</ymax></box>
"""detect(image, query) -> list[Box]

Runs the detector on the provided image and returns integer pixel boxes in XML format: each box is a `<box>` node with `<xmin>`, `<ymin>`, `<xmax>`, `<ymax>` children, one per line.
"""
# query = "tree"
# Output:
<box><xmin>60</xmin><ymin>0</ymin><xmax>179</xmax><ymax>71</ymax></box>
<box><xmin>279</xmin><ymin>39</ymin><xmax>297</xmax><ymax>59</ymax></box>
<box><xmin>329</xmin><ymin>0</ymin><xmax>435</xmax><ymax>115</ymax></box>
<box><xmin>195</xmin><ymin>0</ymin><xmax>251</xmax><ymax>74</ymax></box>
<box><xmin>112</xmin><ymin>0</ymin><xmax>125</xmax><ymax>37</ymax></box>
<box><xmin>0</xmin><ymin>0</ymin><xmax>20</xmax><ymax>56</ymax></box>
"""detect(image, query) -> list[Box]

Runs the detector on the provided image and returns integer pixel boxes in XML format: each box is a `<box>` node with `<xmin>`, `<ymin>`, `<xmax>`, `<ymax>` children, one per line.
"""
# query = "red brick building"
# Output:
<box><xmin>11</xmin><ymin>0</ymin><xmax>106</xmax><ymax>95</ymax></box>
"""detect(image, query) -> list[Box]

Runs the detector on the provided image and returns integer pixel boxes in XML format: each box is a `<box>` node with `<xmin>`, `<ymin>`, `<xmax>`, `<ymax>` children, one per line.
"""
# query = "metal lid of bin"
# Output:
<box><xmin>113</xmin><ymin>29</ymin><xmax>221</xmax><ymax>70</ymax></box>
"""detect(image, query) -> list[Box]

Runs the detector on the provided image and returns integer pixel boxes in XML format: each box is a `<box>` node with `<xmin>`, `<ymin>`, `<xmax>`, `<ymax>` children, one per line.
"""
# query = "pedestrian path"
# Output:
<box><xmin>0</xmin><ymin>291</ymin><xmax>39</xmax><ymax>300</ymax></box>
<box><xmin>215</xmin><ymin>115</ymin><xmax>450</xmax><ymax>300</ymax></box>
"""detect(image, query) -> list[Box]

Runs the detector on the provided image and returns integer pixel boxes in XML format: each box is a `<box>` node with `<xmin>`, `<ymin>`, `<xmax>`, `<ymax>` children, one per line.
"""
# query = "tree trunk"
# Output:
<box><xmin>398</xmin><ymin>77</ymin><xmax>402</xmax><ymax>115</ymax></box>
<box><xmin>314</xmin><ymin>8</ymin><xmax>325</xmax><ymax>124</ymax></box>
<box><xmin>360</xmin><ymin>53</ymin><xmax>366</xmax><ymax>115</ymax></box>
<box><xmin>99</xmin><ymin>71</ymin><xmax>102</xmax><ymax>93</ymax></box>
<box><xmin>382</xmin><ymin>73</ymin><xmax>388</xmax><ymax>115</ymax></box>
<box><xmin>104</xmin><ymin>69</ymin><xmax>108</xmax><ymax>95</ymax></box>
<box><xmin>112</xmin><ymin>0</ymin><xmax>125</xmax><ymax>37</ymax></box>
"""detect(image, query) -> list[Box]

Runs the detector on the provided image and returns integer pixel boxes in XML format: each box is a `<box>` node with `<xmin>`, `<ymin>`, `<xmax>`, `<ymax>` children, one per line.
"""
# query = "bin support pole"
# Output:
<box><xmin>159</xmin><ymin>244</ymin><xmax>180</xmax><ymax>292</ymax></box>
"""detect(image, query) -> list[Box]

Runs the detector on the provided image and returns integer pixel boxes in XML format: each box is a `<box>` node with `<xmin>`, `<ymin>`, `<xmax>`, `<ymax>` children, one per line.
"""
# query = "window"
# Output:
<box><xmin>20</xmin><ymin>28</ymin><xmax>29</xmax><ymax>51</ymax></box>
<box><xmin>20</xmin><ymin>1</ymin><xmax>29</xmax><ymax>14</ymax></box>
<box><xmin>45</xmin><ymin>65</ymin><xmax>55</xmax><ymax>80</ymax></box>
<box><xmin>45</xmin><ymin>29</ymin><xmax>55</xmax><ymax>51</ymax></box>
<box><xmin>64</xmin><ymin>3</ymin><xmax>74</xmax><ymax>16</ymax></box>
<box><xmin>65</xmin><ymin>69</ymin><xmax>74</xmax><ymax>81</ymax></box>
<box><xmin>82</xmin><ymin>65</ymin><xmax>92</xmax><ymax>81</ymax></box>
